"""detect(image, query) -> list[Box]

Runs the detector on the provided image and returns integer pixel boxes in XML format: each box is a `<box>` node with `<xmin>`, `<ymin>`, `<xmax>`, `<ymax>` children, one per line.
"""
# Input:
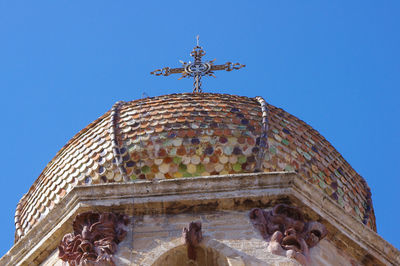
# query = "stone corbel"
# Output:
<box><xmin>58</xmin><ymin>211</ymin><xmax>129</xmax><ymax>266</ymax></box>
<box><xmin>182</xmin><ymin>221</ymin><xmax>203</xmax><ymax>260</ymax></box>
<box><xmin>249</xmin><ymin>204</ymin><xmax>327</xmax><ymax>265</ymax></box>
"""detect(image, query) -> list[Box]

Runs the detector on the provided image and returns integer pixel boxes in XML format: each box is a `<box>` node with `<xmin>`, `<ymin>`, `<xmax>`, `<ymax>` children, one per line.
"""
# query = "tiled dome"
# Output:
<box><xmin>14</xmin><ymin>93</ymin><xmax>375</xmax><ymax>241</ymax></box>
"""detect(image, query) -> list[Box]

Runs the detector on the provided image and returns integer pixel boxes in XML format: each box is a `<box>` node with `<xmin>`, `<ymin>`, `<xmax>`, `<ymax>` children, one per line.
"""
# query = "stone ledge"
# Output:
<box><xmin>1</xmin><ymin>172</ymin><xmax>399</xmax><ymax>265</ymax></box>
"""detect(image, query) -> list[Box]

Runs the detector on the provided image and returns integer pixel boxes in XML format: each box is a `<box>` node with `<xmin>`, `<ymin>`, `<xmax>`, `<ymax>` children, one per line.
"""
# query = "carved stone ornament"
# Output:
<box><xmin>182</xmin><ymin>221</ymin><xmax>203</xmax><ymax>260</ymax></box>
<box><xmin>249</xmin><ymin>204</ymin><xmax>327</xmax><ymax>265</ymax></box>
<box><xmin>58</xmin><ymin>211</ymin><xmax>129</xmax><ymax>266</ymax></box>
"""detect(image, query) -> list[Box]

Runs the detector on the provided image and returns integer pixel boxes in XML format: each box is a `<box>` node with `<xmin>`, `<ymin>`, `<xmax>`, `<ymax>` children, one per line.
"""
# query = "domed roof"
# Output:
<box><xmin>14</xmin><ymin>93</ymin><xmax>375</xmax><ymax>241</ymax></box>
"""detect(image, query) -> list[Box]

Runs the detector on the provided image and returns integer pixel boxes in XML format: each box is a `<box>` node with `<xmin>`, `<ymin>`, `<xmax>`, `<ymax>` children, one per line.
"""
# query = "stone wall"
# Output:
<box><xmin>133</xmin><ymin>211</ymin><xmax>358</xmax><ymax>266</ymax></box>
<box><xmin>41</xmin><ymin>210</ymin><xmax>358</xmax><ymax>266</ymax></box>
<box><xmin>4</xmin><ymin>173</ymin><xmax>398</xmax><ymax>265</ymax></box>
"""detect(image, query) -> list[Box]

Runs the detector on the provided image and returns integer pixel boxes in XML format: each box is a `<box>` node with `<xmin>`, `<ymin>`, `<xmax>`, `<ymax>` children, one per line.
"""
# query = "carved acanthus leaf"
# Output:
<box><xmin>250</xmin><ymin>204</ymin><xmax>327</xmax><ymax>266</ymax></box>
<box><xmin>58</xmin><ymin>211</ymin><xmax>129</xmax><ymax>266</ymax></box>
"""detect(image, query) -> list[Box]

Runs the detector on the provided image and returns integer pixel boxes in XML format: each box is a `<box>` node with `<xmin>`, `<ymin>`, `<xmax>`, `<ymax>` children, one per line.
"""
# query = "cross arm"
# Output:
<box><xmin>150</xmin><ymin>67</ymin><xmax>185</xmax><ymax>76</ymax></box>
<box><xmin>211</xmin><ymin>62</ymin><xmax>246</xmax><ymax>72</ymax></box>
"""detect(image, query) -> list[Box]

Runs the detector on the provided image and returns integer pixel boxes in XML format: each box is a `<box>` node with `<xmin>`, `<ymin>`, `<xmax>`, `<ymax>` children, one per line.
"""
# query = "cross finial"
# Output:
<box><xmin>150</xmin><ymin>37</ymin><xmax>245</xmax><ymax>93</ymax></box>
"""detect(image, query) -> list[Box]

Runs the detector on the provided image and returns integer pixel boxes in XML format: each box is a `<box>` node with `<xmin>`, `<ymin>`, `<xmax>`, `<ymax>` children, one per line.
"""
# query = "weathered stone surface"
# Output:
<box><xmin>133</xmin><ymin>211</ymin><xmax>351</xmax><ymax>266</ymax></box>
<box><xmin>41</xmin><ymin>211</ymin><xmax>361</xmax><ymax>266</ymax></box>
<box><xmin>2</xmin><ymin>173</ymin><xmax>399</xmax><ymax>265</ymax></box>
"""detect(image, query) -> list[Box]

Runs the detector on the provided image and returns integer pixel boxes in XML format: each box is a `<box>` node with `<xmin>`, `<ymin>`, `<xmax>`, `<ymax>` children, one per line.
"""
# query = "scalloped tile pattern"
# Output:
<box><xmin>14</xmin><ymin>93</ymin><xmax>375</xmax><ymax>242</ymax></box>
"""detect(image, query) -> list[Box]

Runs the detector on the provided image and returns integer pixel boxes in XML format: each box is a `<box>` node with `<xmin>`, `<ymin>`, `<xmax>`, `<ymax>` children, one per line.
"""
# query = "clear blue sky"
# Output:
<box><xmin>0</xmin><ymin>0</ymin><xmax>399</xmax><ymax>255</ymax></box>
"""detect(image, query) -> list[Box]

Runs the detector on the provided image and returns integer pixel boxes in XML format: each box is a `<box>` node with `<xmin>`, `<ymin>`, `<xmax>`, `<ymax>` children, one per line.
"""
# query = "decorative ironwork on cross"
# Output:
<box><xmin>150</xmin><ymin>36</ymin><xmax>245</xmax><ymax>93</ymax></box>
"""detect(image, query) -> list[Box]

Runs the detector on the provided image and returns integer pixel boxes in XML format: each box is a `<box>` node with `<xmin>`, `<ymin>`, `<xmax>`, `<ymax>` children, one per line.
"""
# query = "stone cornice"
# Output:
<box><xmin>1</xmin><ymin>172</ymin><xmax>398</xmax><ymax>265</ymax></box>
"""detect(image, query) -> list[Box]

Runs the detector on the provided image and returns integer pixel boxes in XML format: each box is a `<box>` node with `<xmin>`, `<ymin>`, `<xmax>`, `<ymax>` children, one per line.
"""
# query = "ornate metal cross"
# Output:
<box><xmin>150</xmin><ymin>36</ymin><xmax>245</xmax><ymax>93</ymax></box>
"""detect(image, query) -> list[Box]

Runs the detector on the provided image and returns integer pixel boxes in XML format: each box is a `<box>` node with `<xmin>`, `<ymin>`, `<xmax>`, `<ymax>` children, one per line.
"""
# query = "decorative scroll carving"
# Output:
<box><xmin>58</xmin><ymin>211</ymin><xmax>129</xmax><ymax>266</ymax></box>
<box><xmin>182</xmin><ymin>221</ymin><xmax>203</xmax><ymax>260</ymax></box>
<box><xmin>249</xmin><ymin>204</ymin><xmax>327</xmax><ymax>265</ymax></box>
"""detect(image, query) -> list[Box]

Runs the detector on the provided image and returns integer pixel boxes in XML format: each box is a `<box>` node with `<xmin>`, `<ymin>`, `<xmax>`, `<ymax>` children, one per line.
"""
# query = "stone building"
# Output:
<box><xmin>1</xmin><ymin>92</ymin><xmax>399</xmax><ymax>266</ymax></box>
